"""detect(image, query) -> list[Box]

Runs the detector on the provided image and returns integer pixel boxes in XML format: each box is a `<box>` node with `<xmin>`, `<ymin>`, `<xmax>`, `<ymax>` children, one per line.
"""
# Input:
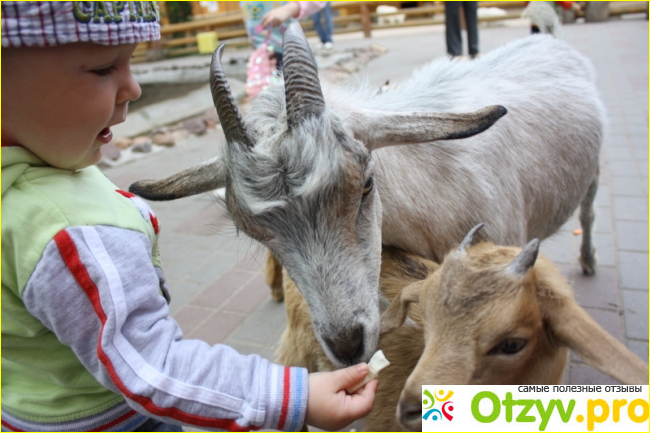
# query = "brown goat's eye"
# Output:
<box><xmin>488</xmin><ymin>338</ymin><xmax>527</xmax><ymax>356</ymax></box>
<box><xmin>362</xmin><ymin>177</ymin><xmax>374</xmax><ymax>196</ymax></box>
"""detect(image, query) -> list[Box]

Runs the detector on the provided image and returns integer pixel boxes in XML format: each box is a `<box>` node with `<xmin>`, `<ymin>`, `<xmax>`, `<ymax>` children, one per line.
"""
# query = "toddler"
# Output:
<box><xmin>1</xmin><ymin>2</ymin><xmax>377</xmax><ymax>432</ymax></box>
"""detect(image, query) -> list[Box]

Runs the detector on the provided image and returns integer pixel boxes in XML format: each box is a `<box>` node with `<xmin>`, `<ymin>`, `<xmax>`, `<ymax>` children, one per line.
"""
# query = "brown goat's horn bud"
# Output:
<box><xmin>283</xmin><ymin>23</ymin><xmax>326</xmax><ymax>129</ymax></box>
<box><xmin>456</xmin><ymin>223</ymin><xmax>485</xmax><ymax>255</ymax></box>
<box><xmin>210</xmin><ymin>44</ymin><xmax>253</xmax><ymax>148</ymax></box>
<box><xmin>506</xmin><ymin>239</ymin><xmax>540</xmax><ymax>275</ymax></box>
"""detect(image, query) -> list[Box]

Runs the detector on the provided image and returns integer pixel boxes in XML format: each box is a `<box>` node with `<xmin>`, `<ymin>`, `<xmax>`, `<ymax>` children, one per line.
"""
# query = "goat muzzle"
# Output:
<box><xmin>321</xmin><ymin>324</ymin><xmax>365</xmax><ymax>366</ymax></box>
<box><xmin>397</xmin><ymin>390</ymin><xmax>423</xmax><ymax>431</ymax></box>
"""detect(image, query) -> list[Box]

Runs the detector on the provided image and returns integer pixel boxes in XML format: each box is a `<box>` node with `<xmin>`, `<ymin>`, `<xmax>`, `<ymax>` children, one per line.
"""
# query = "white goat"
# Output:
<box><xmin>278</xmin><ymin>225</ymin><xmax>649</xmax><ymax>432</ymax></box>
<box><xmin>129</xmin><ymin>25</ymin><xmax>603</xmax><ymax>368</ymax></box>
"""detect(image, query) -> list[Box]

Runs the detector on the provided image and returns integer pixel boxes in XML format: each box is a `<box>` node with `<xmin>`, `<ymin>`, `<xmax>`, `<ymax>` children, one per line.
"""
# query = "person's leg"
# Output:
<box><xmin>463</xmin><ymin>1</ymin><xmax>479</xmax><ymax>56</ymax></box>
<box><xmin>445</xmin><ymin>2</ymin><xmax>462</xmax><ymax>56</ymax></box>
<box><xmin>323</xmin><ymin>3</ymin><xmax>333</xmax><ymax>43</ymax></box>
<box><xmin>312</xmin><ymin>10</ymin><xmax>327</xmax><ymax>43</ymax></box>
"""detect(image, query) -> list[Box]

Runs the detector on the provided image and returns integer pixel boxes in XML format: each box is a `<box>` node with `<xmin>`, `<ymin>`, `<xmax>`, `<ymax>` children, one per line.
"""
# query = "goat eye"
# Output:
<box><xmin>489</xmin><ymin>338</ymin><xmax>527</xmax><ymax>355</ymax></box>
<box><xmin>362</xmin><ymin>177</ymin><xmax>374</xmax><ymax>196</ymax></box>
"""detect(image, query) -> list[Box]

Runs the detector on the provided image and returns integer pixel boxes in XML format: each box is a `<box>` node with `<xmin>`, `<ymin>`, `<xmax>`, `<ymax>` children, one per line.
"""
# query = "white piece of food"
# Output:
<box><xmin>346</xmin><ymin>350</ymin><xmax>390</xmax><ymax>394</ymax></box>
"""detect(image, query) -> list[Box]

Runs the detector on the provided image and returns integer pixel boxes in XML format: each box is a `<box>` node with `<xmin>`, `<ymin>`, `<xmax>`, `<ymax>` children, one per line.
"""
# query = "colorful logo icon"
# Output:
<box><xmin>423</xmin><ymin>389</ymin><xmax>454</xmax><ymax>422</ymax></box>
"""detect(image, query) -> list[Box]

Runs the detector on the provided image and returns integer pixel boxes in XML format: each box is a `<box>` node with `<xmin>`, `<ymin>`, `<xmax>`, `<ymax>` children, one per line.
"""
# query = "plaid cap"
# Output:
<box><xmin>1</xmin><ymin>1</ymin><xmax>160</xmax><ymax>48</ymax></box>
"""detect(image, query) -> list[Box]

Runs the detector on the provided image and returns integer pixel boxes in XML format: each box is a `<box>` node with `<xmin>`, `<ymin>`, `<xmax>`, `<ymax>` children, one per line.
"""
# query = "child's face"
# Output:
<box><xmin>2</xmin><ymin>42</ymin><xmax>141</xmax><ymax>170</ymax></box>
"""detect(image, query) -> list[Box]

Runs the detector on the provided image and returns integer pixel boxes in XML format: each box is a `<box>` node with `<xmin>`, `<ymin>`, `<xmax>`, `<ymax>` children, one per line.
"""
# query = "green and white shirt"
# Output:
<box><xmin>1</xmin><ymin>146</ymin><xmax>308</xmax><ymax>432</ymax></box>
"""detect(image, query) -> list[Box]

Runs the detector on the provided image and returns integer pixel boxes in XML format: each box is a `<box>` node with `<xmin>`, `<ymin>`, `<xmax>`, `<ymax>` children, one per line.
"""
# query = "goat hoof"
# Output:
<box><xmin>271</xmin><ymin>287</ymin><xmax>285</xmax><ymax>303</ymax></box>
<box><xmin>579</xmin><ymin>252</ymin><xmax>597</xmax><ymax>276</ymax></box>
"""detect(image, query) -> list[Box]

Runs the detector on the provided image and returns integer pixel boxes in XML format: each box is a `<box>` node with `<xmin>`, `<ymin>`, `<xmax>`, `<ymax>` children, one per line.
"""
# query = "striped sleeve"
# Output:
<box><xmin>22</xmin><ymin>225</ymin><xmax>308</xmax><ymax>432</ymax></box>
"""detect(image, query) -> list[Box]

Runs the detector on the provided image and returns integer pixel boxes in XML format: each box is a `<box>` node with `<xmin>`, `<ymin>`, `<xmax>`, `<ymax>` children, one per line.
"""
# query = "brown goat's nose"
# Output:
<box><xmin>398</xmin><ymin>398</ymin><xmax>422</xmax><ymax>430</ymax></box>
<box><xmin>322</xmin><ymin>324</ymin><xmax>365</xmax><ymax>366</ymax></box>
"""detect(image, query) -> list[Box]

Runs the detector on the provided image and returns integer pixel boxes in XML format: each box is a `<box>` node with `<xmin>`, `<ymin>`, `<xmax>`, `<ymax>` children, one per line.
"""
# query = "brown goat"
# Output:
<box><xmin>277</xmin><ymin>226</ymin><xmax>649</xmax><ymax>432</ymax></box>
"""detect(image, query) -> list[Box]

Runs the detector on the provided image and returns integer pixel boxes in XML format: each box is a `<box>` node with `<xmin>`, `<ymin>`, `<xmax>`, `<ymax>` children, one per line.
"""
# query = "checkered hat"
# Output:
<box><xmin>1</xmin><ymin>1</ymin><xmax>160</xmax><ymax>48</ymax></box>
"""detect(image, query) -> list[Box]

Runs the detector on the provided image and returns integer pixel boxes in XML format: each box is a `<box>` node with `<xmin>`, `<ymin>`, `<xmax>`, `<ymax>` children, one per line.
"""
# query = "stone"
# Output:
<box><xmin>151</xmin><ymin>132</ymin><xmax>175</xmax><ymax>147</ymax></box>
<box><xmin>112</xmin><ymin>136</ymin><xmax>133</xmax><ymax>150</ymax></box>
<box><xmin>131</xmin><ymin>136</ymin><xmax>152</xmax><ymax>153</ymax></box>
<box><xmin>183</xmin><ymin>117</ymin><xmax>207</xmax><ymax>136</ymax></box>
<box><xmin>171</xmin><ymin>129</ymin><xmax>190</xmax><ymax>142</ymax></box>
<box><xmin>151</xmin><ymin>126</ymin><xmax>170</xmax><ymax>135</ymax></box>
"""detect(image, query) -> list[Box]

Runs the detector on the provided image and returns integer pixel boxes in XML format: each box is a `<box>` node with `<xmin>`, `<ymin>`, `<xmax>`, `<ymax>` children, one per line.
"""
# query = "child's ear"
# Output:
<box><xmin>547</xmin><ymin>299</ymin><xmax>649</xmax><ymax>385</ymax></box>
<box><xmin>380</xmin><ymin>281</ymin><xmax>423</xmax><ymax>335</ymax></box>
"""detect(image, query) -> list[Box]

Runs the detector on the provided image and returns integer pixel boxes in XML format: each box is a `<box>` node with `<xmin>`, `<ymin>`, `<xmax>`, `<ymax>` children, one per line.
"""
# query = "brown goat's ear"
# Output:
<box><xmin>348</xmin><ymin>105</ymin><xmax>507</xmax><ymax>151</ymax></box>
<box><xmin>380</xmin><ymin>281</ymin><xmax>423</xmax><ymax>335</ymax></box>
<box><xmin>548</xmin><ymin>299</ymin><xmax>649</xmax><ymax>385</ymax></box>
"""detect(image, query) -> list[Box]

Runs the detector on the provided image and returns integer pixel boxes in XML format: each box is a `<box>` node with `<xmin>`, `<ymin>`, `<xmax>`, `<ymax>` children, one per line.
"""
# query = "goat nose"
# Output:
<box><xmin>322</xmin><ymin>324</ymin><xmax>365</xmax><ymax>366</ymax></box>
<box><xmin>398</xmin><ymin>399</ymin><xmax>422</xmax><ymax>430</ymax></box>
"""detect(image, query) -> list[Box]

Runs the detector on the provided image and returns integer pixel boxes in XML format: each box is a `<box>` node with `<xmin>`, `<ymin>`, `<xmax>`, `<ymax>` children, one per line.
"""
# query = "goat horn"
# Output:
<box><xmin>210</xmin><ymin>44</ymin><xmax>253</xmax><ymax>148</ymax></box>
<box><xmin>282</xmin><ymin>23</ymin><xmax>326</xmax><ymax>128</ymax></box>
<box><xmin>506</xmin><ymin>239</ymin><xmax>540</xmax><ymax>275</ymax></box>
<box><xmin>456</xmin><ymin>223</ymin><xmax>485</xmax><ymax>255</ymax></box>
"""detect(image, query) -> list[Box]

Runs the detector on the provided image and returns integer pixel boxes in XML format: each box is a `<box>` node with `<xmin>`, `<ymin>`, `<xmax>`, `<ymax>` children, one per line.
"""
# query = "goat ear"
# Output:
<box><xmin>349</xmin><ymin>105</ymin><xmax>507</xmax><ymax>151</ymax></box>
<box><xmin>548</xmin><ymin>299</ymin><xmax>649</xmax><ymax>385</ymax></box>
<box><xmin>506</xmin><ymin>239</ymin><xmax>540</xmax><ymax>275</ymax></box>
<box><xmin>129</xmin><ymin>157</ymin><xmax>227</xmax><ymax>201</ymax></box>
<box><xmin>380</xmin><ymin>281</ymin><xmax>422</xmax><ymax>335</ymax></box>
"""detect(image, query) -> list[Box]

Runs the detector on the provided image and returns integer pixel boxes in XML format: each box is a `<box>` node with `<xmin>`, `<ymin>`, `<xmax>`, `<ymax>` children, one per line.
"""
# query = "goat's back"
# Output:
<box><xmin>332</xmin><ymin>35</ymin><xmax>606</xmax><ymax>260</ymax></box>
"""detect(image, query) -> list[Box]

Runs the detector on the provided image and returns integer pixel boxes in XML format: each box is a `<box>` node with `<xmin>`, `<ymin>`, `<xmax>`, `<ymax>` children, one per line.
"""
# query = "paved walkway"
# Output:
<box><xmin>103</xmin><ymin>16</ymin><xmax>648</xmax><ymax>399</ymax></box>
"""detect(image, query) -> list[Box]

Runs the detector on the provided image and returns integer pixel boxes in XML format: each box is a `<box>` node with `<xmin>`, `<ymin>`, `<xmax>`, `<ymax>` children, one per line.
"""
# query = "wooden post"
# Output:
<box><xmin>360</xmin><ymin>3</ymin><xmax>372</xmax><ymax>38</ymax></box>
<box><xmin>585</xmin><ymin>2</ymin><xmax>610</xmax><ymax>22</ymax></box>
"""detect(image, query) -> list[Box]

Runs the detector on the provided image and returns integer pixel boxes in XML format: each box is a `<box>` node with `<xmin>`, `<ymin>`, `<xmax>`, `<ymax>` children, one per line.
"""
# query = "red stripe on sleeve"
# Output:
<box><xmin>149</xmin><ymin>213</ymin><xmax>160</xmax><ymax>234</ymax></box>
<box><xmin>115</xmin><ymin>189</ymin><xmax>136</xmax><ymax>198</ymax></box>
<box><xmin>276</xmin><ymin>366</ymin><xmax>292</xmax><ymax>430</ymax></box>
<box><xmin>1</xmin><ymin>420</ymin><xmax>25</xmax><ymax>432</ymax></box>
<box><xmin>53</xmin><ymin>230</ymin><xmax>261</xmax><ymax>432</ymax></box>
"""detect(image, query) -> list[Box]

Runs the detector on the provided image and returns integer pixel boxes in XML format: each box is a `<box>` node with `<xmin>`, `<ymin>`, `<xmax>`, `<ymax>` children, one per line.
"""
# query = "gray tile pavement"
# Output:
<box><xmin>102</xmin><ymin>16</ymin><xmax>649</xmax><ymax>416</ymax></box>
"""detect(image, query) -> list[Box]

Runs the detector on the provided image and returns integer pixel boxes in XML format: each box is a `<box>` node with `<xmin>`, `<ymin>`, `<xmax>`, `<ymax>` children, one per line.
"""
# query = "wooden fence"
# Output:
<box><xmin>134</xmin><ymin>1</ymin><xmax>648</xmax><ymax>61</ymax></box>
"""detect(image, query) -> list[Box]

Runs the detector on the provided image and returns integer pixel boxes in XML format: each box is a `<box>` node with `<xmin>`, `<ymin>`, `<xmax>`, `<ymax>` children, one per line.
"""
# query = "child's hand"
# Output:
<box><xmin>261</xmin><ymin>3</ymin><xmax>301</xmax><ymax>27</ymax></box>
<box><xmin>305</xmin><ymin>363</ymin><xmax>378</xmax><ymax>431</ymax></box>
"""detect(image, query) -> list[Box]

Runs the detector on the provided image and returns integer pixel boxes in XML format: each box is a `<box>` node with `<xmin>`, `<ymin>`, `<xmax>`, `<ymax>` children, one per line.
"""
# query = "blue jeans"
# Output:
<box><xmin>312</xmin><ymin>3</ymin><xmax>333</xmax><ymax>43</ymax></box>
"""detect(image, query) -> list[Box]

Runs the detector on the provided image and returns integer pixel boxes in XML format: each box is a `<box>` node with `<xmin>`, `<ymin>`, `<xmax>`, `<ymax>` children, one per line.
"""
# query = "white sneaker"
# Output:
<box><xmin>323</xmin><ymin>42</ymin><xmax>333</xmax><ymax>50</ymax></box>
